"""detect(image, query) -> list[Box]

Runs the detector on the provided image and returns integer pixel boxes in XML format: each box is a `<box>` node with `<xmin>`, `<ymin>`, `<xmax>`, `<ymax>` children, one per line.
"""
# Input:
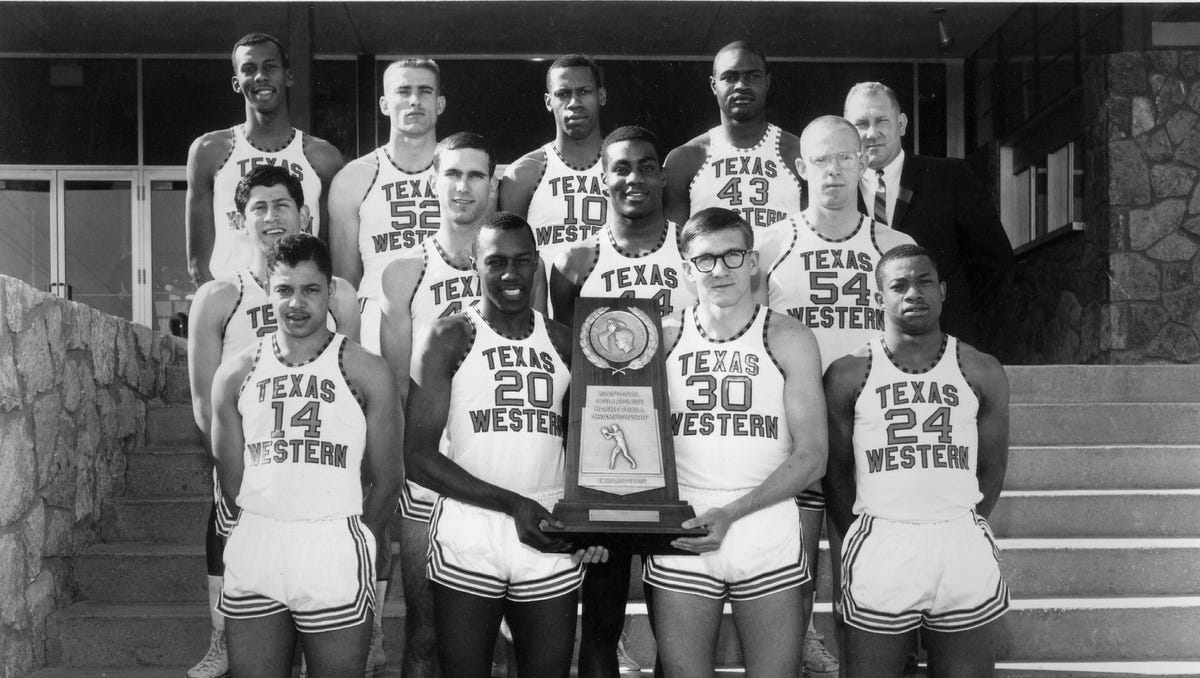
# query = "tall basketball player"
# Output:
<box><xmin>405</xmin><ymin>212</ymin><xmax>607</xmax><ymax>678</ymax></box>
<box><xmin>647</xmin><ymin>207</ymin><xmax>827</xmax><ymax>677</ymax></box>
<box><xmin>662</xmin><ymin>41</ymin><xmax>803</xmax><ymax>231</ymax></box>
<box><xmin>823</xmin><ymin>244</ymin><xmax>1010</xmax><ymax>678</ymax></box>
<box><xmin>500</xmin><ymin>54</ymin><xmax>609</xmax><ymax>301</ymax></box>
<box><xmin>209</xmin><ymin>233</ymin><xmax>400</xmax><ymax>677</ymax></box>
<box><xmin>187</xmin><ymin>166</ymin><xmax>359</xmax><ymax>678</ymax></box>
<box><xmin>186</xmin><ymin>32</ymin><xmax>343</xmax><ymax>286</ymax></box>
<box><xmin>329</xmin><ymin>58</ymin><xmax>445</xmax><ymax>354</ymax></box>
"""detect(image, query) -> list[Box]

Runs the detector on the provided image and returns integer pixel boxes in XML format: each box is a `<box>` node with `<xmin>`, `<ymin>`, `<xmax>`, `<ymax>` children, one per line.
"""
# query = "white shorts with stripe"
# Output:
<box><xmin>427</xmin><ymin>492</ymin><xmax>583</xmax><ymax>602</ymax></box>
<box><xmin>796</xmin><ymin>483</ymin><xmax>825</xmax><ymax>512</ymax></box>
<box><xmin>840</xmin><ymin>511</ymin><xmax>1009</xmax><ymax>633</ymax></box>
<box><xmin>213</xmin><ymin>472</ymin><xmax>239</xmax><ymax>538</ymax></box>
<box><xmin>358</xmin><ymin>297</ymin><xmax>382</xmax><ymax>355</ymax></box>
<box><xmin>219</xmin><ymin>511</ymin><xmax>377</xmax><ymax>633</ymax></box>
<box><xmin>644</xmin><ymin>486</ymin><xmax>809</xmax><ymax>601</ymax></box>
<box><xmin>400</xmin><ymin>480</ymin><xmax>438</xmax><ymax>522</ymax></box>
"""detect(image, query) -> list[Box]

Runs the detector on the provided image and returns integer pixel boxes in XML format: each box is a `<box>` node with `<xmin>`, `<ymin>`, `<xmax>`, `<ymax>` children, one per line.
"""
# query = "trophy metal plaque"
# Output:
<box><xmin>546</xmin><ymin>297</ymin><xmax>704</xmax><ymax>555</ymax></box>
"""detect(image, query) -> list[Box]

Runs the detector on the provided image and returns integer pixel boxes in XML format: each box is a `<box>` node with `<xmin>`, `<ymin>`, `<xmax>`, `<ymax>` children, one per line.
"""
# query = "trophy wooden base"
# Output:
<box><xmin>545</xmin><ymin>500</ymin><xmax>707</xmax><ymax>555</ymax></box>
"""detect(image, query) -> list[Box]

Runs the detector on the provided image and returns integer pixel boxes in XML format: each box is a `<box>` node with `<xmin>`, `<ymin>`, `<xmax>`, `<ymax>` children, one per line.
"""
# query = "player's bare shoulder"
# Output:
<box><xmin>955</xmin><ymin>340</ymin><xmax>1009</xmax><ymax>403</ymax></box>
<box><xmin>502</xmin><ymin>147</ymin><xmax>549</xmax><ymax>185</ymax></box>
<box><xmin>823</xmin><ymin>343</ymin><xmax>873</xmax><ymax>399</ymax></box>
<box><xmin>544</xmin><ymin>315</ymin><xmax>574</xmax><ymax>368</ymax></box>
<box><xmin>664</xmin><ymin>132</ymin><xmax>712</xmax><ymax>175</ymax></box>
<box><xmin>187</xmin><ymin>128</ymin><xmax>236</xmax><ymax>174</ymax></box>
<box><xmin>340</xmin><ymin>336</ymin><xmax>391</xmax><ymax>391</ymax></box>
<box><xmin>553</xmin><ymin>235</ymin><xmax>602</xmax><ymax>285</ymax></box>
<box><xmin>873</xmin><ymin>221</ymin><xmax>917</xmax><ymax>254</ymax></box>
<box><xmin>301</xmin><ymin>132</ymin><xmax>345</xmax><ymax>176</ymax></box>
<box><xmin>380</xmin><ymin>253</ymin><xmax>427</xmax><ymax>303</ymax></box>
<box><xmin>764</xmin><ymin>308</ymin><xmax>820</xmax><ymax>370</ymax></box>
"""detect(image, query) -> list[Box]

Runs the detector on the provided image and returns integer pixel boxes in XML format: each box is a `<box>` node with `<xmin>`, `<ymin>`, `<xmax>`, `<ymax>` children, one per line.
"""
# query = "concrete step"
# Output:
<box><xmin>990</xmin><ymin>490</ymin><xmax>1200</xmax><ymax>538</ymax></box>
<box><xmin>1006</xmin><ymin>445</ymin><xmax>1200</xmax><ymax>490</ymax></box>
<box><xmin>126</xmin><ymin>446</ymin><xmax>212</xmax><ymax>496</ymax></box>
<box><xmin>75</xmin><ymin>544</ymin><xmax>207</xmax><ymax>603</ymax></box>
<box><xmin>145</xmin><ymin>406</ymin><xmax>202</xmax><ymax>447</ymax></box>
<box><xmin>1006</xmin><ymin>365</ymin><xmax>1200</xmax><ymax>404</ymax></box>
<box><xmin>1010</xmin><ymin>403</ymin><xmax>1200</xmax><ymax>446</ymax></box>
<box><xmin>100</xmin><ymin>496</ymin><xmax>209</xmax><ymax>544</ymax></box>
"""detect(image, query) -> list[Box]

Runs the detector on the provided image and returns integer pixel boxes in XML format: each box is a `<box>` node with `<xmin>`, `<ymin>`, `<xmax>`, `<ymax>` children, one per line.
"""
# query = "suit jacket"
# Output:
<box><xmin>859</xmin><ymin>154</ymin><xmax>1015</xmax><ymax>345</ymax></box>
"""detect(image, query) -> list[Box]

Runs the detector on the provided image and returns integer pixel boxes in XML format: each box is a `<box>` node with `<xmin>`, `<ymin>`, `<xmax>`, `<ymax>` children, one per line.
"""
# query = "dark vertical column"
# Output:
<box><xmin>287</xmin><ymin>2</ymin><xmax>314</xmax><ymax>131</ymax></box>
<box><xmin>357</xmin><ymin>54</ymin><xmax>377</xmax><ymax>157</ymax></box>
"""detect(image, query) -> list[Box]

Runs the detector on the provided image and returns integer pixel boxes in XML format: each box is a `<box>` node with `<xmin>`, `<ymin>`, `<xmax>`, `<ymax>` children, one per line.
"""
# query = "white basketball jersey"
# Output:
<box><xmin>236</xmin><ymin>334</ymin><xmax>367</xmax><ymax>521</ymax></box>
<box><xmin>526</xmin><ymin>144</ymin><xmax>609</xmax><ymax>270</ymax></box>
<box><xmin>578</xmin><ymin>222</ymin><xmax>697</xmax><ymax>318</ymax></box>
<box><xmin>688</xmin><ymin>124</ymin><xmax>801</xmax><ymax>228</ymax></box>
<box><xmin>766</xmin><ymin>214</ymin><xmax>887</xmax><ymax>370</ymax></box>
<box><xmin>667</xmin><ymin>305</ymin><xmax>791</xmax><ymax>491</ymax></box>
<box><xmin>444</xmin><ymin>307</ymin><xmax>569</xmax><ymax>496</ymax></box>
<box><xmin>409</xmin><ymin>239</ymin><xmax>481</xmax><ymax>331</ymax></box>
<box><xmin>852</xmin><ymin>336</ymin><xmax>982</xmax><ymax>522</ymax></box>
<box><xmin>356</xmin><ymin>147</ymin><xmax>441</xmax><ymax>301</ymax></box>
<box><xmin>210</xmin><ymin>127</ymin><xmax>322</xmax><ymax>279</ymax></box>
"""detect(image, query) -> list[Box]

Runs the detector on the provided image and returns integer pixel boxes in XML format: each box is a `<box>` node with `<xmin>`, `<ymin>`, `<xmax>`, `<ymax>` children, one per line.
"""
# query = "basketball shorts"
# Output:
<box><xmin>398</xmin><ymin>431</ymin><xmax>451</xmax><ymax>522</ymax></box>
<box><xmin>427</xmin><ymin>491</ymin><xmax>584</xmax><ymax>602</ymax></box>
<box><xmin>644</xmin><ymin>486</ymin><xmax>809</xmax><ymax>601</ymax></box>
<box><xmin>219</xmin><ymin>511</ymin><xmax>377</xmax><ymax>633</ymax></box>
<box><xmin>358</xmin><ymin>297</ymin><xmax>382</xmax><ymax>355</ymax></box>
<box><xmin>213</xmin><ymin>472</ymin><xmax>239</xmax><ymax>538</ymax></box>
<box><xmin>840</xmin><ymin>511</ymin><xmax>1009</xmax><ymax>633</ymax></box>
<box><xmin>796</xmin><ymin>481</ymin><xmax>825</xmax><ymax>512</ymax></box>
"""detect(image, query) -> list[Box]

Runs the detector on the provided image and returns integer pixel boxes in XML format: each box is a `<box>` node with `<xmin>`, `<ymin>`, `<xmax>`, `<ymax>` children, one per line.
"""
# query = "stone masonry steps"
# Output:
<box><xmin>1005</xmin><ymin>445</ymin><xmax>1200</xmax><ymax>490</ymax></box>
<box><xmin>125</xmin><ymin>445</ymin><xmax>211</xmax><ymax>496</ymax></box>
<box><xmin>1005</xmin><ymin>365</ymin><xmax>1200</xmax><ymax>403</ymax></box>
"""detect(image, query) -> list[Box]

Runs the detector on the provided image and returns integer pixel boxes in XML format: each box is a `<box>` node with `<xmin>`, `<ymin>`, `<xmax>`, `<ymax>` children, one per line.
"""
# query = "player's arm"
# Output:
<box><xmin>874</xmin><ymin>223</ymin><xmax>917</xmax><ymax>254</ymax></box>
<box><xmin>304</xmin><ymin>135</ymin><xmax>347</xmax><ymax>249</ymax></box>
<box><xmin>378</xmin><ymin>257</ymin><xmax>420</xmax><ymax>406</ymax></box>
<box><xmin>963</xmin><ymin>345</ymin><xmax>1010</xmax><ymax>519</ymax></box>
<box><xmin>210</xmin><ymin>347</ymin><xmax>255</xmax><ymax>507</ymax></box>
<box><xmin>549</xmin><ymin>242</ymin><xmax>594</xmax><ymax>325</ymax></box>
<box><xmin>532</xmin><ymin>259</ymin><xmax>549</xmax><ymax>314</ymax></box>
<box><xmin>822</xmin><ymin>351</ymin><xmax>870</xmax><ymax>539</ymax></box>
<box><xmin>673</xmin><ymin>318</ymin><xmax>828</xmax><ymax>553</ymax></box>
<box><xmin>345</xmin><ymin>343</ymin><xmax>403</xmax><ymax>566</ymax></box>
<box><xmin>187</xmin><ymin>279</ymin><xmax>238</xmax><ymax>444</ymax></box>
<box><xmin>185</xmin><ymin>132</ymin><xmax>228</xmax><ymax>285</ymax></box>
<box><xmin>330</xmin><ymin>276</ymin><xmax>361</xmax><ymax>344</ymax></box>
<box><xmin>405</xmin><ymin>317</ymin><xmax>573</xmax><ymax>553</ymax></box>
<box><xmin>498</xmin><ymin>150</ymin><xmax>546</xmax><ymax>219</ymax></box>
<box><xmin>662</xmin><ymin>143</ymin><xmax>706</xmax><ymax>226</ymax></box>
<box><xmin>751</xmin><ymin>220</ymin><xmax>787</xmax><ymax>304</ymax></box>
<box><xmin>778</xmin><ymin>131</ymin><xmax>807</xmax><ymax>208</ymax></box>
<box><xmin>328</xmin><ymin>156</ymin><xmax>375</xmax><ymax>288</ymax></box>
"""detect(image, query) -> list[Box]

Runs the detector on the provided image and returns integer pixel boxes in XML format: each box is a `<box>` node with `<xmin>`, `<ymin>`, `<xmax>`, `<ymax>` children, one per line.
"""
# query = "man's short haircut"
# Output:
<box><xmin>680</xmin><ymin>207</ymin><xmax>754</xmax><ymax>255</ymax></box>
<box><xmin>846</xmin><ymin>82</ymin><xmax>904</xmax><ymax>116</ymax></box>
<box><xmin>266</xmin><ymin>233</ymin><xmax>333</xmax><ymax>282</ymax></box>
<box><xmin>433</xmin><ymin>131</ymin><xmax>495</xmax><ymax>176</ymax></box>
<box><xmin>232</xmin><ymin>33</ymin><xmax>288</xmax><ymax>68</ymax></box>
<box><xmin>235</xmin><ymin>165</ymin><xmax>305</xmax><ymax>215</ymax></box>
<box><xmin>714</xmin><ymin>40</ymin><xmax>769</xmax><ymax>73</ymax></box>
<box><xmin>799</xmin><ymin>115</ymin><xmax>863</xmax><ymax>155</ymax></box>
<box><xmin>876</xmin><ymin>243</ymin><xmax>940</xmax><ymax>289</ymax></box>
<box><xmin>472</xmin><ymin>211</ymin><xmax>535</xmax><ymax>257</ymax></box>
<box><xmin>547</xmin><ymin>54</ymin><xmax>604</xmax><ymax>90</ymax></box>
<box><xmin>384</xmin><ymin>58</ymin><xmax>443</xmax><ymax>93</ymax></box>
<box><xmin>601</xmin><ymin>126</ymin><xmax>659</xmax><ymax>168</ymax></box>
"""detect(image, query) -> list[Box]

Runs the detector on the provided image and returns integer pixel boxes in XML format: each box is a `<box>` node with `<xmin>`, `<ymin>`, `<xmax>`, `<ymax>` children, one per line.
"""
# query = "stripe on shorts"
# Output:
<box><xmin>218</xmin><ymin>590</ymin><xmax>288</xmax><ymax>619</ymax></box>
<box><xmin>840</xmin><ymin>515</ymin><xmax>924</xmax><ymax>633</ymax></box>
<box><xmin>399</xmin><ymin>480</ymin><xmax>436</xmax><ymax>522</ymax></box>
<box><xmin>796</xmin><ymin>488</ymin><xmax>826</xmax><ymax>511</ymax></box>
<box><xmin>426</xmin><ymin>498</ymin><xmax>509</xmax><ymax>599</ymax></box>
<box><xmin>213</xmin><ymin>473</ymin><xmax>239</xmax><ymax>537</ymax></box>
<box><xmin>507</xmin><ymin>561</ymin><xmax>585</xmax><ymax>602</ymax></box>
<box><xmin>644</xmin><ymin>557</ymin><xmax>729</xmax><ymax>599</ymax></box>
<box><xmin>293</xmin><ymin>517</ymin><xmax>377</xmax><ymax>633</ymax></box>
<box><xmin>923</xmin><ymin>578</ymin><xmax>1010</xmax><ymax>632</ymax></box>
<box><xmin>729</xmin><ymin>558</ymin><xmax>810</xmax><ymax>601</ymax></box>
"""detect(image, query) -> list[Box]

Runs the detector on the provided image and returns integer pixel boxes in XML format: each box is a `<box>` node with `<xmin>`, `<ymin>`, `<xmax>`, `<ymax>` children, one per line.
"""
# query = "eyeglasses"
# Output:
<box><xmin>805</xmin><ymin>152</ymin><xmax>862</xmax><ymax>169</ymax></box>
<box><xmin>689</xmin><ymin>249</ymin><xmax>749</xmax><ymax>273</ymax></box>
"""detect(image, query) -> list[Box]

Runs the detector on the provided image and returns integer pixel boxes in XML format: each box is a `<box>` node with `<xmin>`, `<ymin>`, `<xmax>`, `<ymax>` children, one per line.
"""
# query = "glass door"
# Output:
<box><xmin>143</xmin><ymin>170</ymin><xmax>192</xmax><ymax>336</ymax></box>
<box><xmin>0</xmin><ymin>170</ymin><xmax>57</xmax><ymax>294</ymax></box>
<box><xmin>58</xmin><ymin>171</ymin><xmax>136</xmax><ymax>321</ymax></box>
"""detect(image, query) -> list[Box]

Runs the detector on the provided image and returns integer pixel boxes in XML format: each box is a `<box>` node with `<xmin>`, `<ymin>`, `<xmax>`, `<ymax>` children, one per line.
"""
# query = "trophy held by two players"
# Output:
<box><xmin>545</xmin><ymin>296</ymin><xmax>704</xmax><ymax>555</ymax></box>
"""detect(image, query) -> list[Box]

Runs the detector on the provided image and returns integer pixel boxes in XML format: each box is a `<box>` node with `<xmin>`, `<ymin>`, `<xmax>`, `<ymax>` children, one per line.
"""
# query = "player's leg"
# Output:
<box><xmin>298</xmin><ymin>613</ymin><xmax>374</xmax><ymax>678</ymax></box>
<box><xmin>366</xmin><ymin>552</ymin><xmax>391</xmax><ymax>675</ymax></box>
<box><xmin>226</xmin><ymin>612</ymin><xmax>298</xmax><ymax>678</ymax></box>
<box><xmin>578</xmin><ymin>549</ymin><xmax>634</xmax><ymax>678</ymax></box>
<box><xmin>431</xmin><ymin>583</ymin><xmax>505</xmax><ymax>678</ymax></box>
<box><xmin>399</xmin><ymin>516</ymin><xmax>439</xmax><ymax>678</ymax></box>
<box><xmin>843</xmin><ymin>627</ymin><xmax>914</xmax><ymax>678</ymax></box>
<box><xmin>191</xmin><ymin>503</ymin><xmax>229</xmax><ymax>678</ymax></box>
<box><xmin>799</xmin><ymin>491</ymin><xmax>838</xmax><ymax>676</ymax></box>
<box><xmin>649</xmin><ymin>587</ymin><xmax>723</xmax><ymax>678</ymax></box>
<box><xmin>923</xmin><ymin>620</ymin><xmax>999</xmax><ymax>678</ymax></box>
<box><xmin>505</xmin><ymin>592</ymin><xmax>579</xmax><ymax>678</ymax></box>
<box><xmin>731</xmin><ymin>587</ymin><xmax>805</xmax><ymax>678</ymax></box>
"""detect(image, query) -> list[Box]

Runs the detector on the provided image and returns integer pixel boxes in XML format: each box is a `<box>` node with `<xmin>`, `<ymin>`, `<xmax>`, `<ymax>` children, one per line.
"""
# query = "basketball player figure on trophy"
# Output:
<box><xmin>602</xmin><ymin>424</ymin><xmax>638</xmax><ymax>470</ymax></box>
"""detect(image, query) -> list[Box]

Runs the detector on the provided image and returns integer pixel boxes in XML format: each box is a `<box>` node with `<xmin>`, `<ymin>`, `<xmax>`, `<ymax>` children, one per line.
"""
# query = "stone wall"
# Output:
<box><xmin>0</xmin><ymin>275</ymin><xmax>186</xmax><ymax>677</ymax></box>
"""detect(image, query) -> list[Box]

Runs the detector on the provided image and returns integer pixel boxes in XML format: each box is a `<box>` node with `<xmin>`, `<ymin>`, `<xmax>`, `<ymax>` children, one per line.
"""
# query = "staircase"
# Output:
<box><xmin>28</xmin><ymin>365</ymin><xmax>1200</xmax><ymax>677</ymax></box>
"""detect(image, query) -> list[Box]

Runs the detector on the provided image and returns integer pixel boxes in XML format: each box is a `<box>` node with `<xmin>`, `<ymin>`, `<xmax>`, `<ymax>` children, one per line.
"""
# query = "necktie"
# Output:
<box><xmin>874</xmin><ymin>169</ymin><xmax>889</xmax><ymax>225</ymax></box>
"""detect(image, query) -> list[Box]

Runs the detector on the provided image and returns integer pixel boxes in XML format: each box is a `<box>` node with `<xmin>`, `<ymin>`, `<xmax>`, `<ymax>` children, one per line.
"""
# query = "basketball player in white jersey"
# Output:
<box><xmin>645</xmin><ymin>207</ymin><xmax>827</xmax><ymax>678</ymax></box>
<box><xmin>329</xmin><ymin>58</ymin><xmax>445</xmax><ymax>355</ymax></box>
<box><xmin>663</xmin><ymin>41</ymin><xmax>803</xmax><ymax>231</ymax></box>
<box><xmin>187</xmin><ymin>32</ymin><xmax>344</xmax><ymax>285</ymax></box>
<box><xmin>500</xmin><ymin>54</ymin><xmax>609</xmax><ymax>293</ymax></box>
<box><xmin>209</xmin><ymin>233</ymin><xmax>400</xmax><ymax>677</ymax></box>
<box><xmin>824</xmin><ymin>244</ymin><xmax>1010</xmax><ymax>677</ymax></box>
<box><xmin>405</xmin><ymin>212</ymin><xmax>607</xmax><ymax>678</ymax></box>
<box><xmin>550</xmin><ymin>125</ymin><xmax>696</xmax><ymax>678</ymax></box>
<box><xmin>187</xmin><ymin>166</ymin><xmax>359</xmax><ymax>678</ymax></box>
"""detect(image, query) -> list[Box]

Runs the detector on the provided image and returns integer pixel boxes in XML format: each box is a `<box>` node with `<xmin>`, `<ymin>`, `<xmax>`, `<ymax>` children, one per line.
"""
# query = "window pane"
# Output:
<box><xmin>63</xmin><ymin>179</ymin><xmax>133</xmax><ymax>321</ymax></box>
<box><xmin>143</xmin><ymin>59</ymin><xmax>243</xmax><ymax>166</ymax></box>
<box><xmin>1033</xmin><ymin>158</ymin><xmax>1049</xmax><ymax>238</ymax></box>
<box><xmin>0</xmin><ymin>179</ymin><xmax>53</xmax><ymax>289</ymax></box>
<box><xmin>1046</xmin><ymin>144</ymin><xmax>1072</xmax><ymax>229</ymax></box>
<box><xmin>1013</xmin><ymin>168</ymin><xmax>1032</xmax><ymax>247</ymax></box>
<box><xmin>1072</xmin><ymin>140</ymin><xmax>1084</xmax><ymax>222</ymax></box>
<box><xmin>149</xmin><ymin>179</ymin><xmax>193</xmax><ymax>335</ymax></box>
<box><xmin>312</xmin><ymin>59</ymin><xmax>357</xmax><ymax>161</ymax></box>
<box><xmin>0</xmin><ymin>59</ymin><xmax>137</xmax><ymax>164</ymax></box>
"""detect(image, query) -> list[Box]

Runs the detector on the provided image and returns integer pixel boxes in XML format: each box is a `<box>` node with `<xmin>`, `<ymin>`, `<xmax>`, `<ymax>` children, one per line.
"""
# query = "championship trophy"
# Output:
<box><xmin>545</xmin><ymin>296</ymin><xmax>704</xmax><ymax>554</ymax></box>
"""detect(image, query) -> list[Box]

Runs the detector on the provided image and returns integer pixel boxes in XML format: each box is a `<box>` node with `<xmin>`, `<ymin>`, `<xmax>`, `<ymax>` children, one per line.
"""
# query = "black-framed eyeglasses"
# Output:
<box><xmin>806</xmin><ymin>151</ymin><xmax>861</xmax><ymax>169</ymax></box>
<box><xmin>689</xmin><ymin>248</ymin><xmax>749</xmax><ymax>273</ymax></box>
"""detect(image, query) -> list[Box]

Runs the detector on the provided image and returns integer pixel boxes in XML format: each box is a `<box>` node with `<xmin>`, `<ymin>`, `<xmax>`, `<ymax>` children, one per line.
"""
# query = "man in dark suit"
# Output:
<box><xmin>844</xmin><ymin>82</ymin><xmax>1014</xmax><ymax>347</ymax></box>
